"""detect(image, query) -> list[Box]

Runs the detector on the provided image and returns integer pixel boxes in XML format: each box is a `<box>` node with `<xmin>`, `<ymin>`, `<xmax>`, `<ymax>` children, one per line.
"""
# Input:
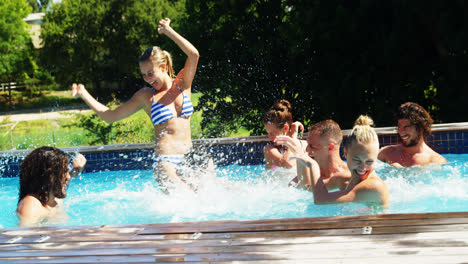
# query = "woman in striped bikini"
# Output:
<box><xmin>72</xmin><ymin>18</ymin><xmax>200</xmax><ymax>191</ymax></box>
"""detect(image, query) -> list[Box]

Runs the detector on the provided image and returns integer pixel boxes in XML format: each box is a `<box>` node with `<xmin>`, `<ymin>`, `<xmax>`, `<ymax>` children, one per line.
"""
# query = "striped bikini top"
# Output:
<box><xmin>150</xmin><ymin>82</ymin><xmax>194</xmax><ymax>126</ymax></box>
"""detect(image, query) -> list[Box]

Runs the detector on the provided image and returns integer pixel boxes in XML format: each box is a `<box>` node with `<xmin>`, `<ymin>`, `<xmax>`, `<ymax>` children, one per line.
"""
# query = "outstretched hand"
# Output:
<box><xmin>71</xmin><ymin>83</ymin><xmax>84</xmax><ymax>97</ymax></box>
<box><xmin>157</xmin><ymin>18</ymin><xmax>171</xmax><ymax>35</ymax></box>
<box><xmin>72</xmin><ymin>153</ymin><xmax>87</xmax><ymax>170</ymax></box>
<box><xmin>70</xmin><ymin>153</ymin><xmax>87</xmax><ymax>177</ymax></box>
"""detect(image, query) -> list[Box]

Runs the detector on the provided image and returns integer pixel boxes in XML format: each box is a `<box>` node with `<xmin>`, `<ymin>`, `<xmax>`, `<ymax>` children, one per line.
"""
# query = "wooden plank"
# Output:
<box><xmin>136</xmin><ymin>212</ymin><xmax>468</xmax><ymax>231</ymax></box>
<box><xmin>1</xmin><ymin>226</ymin><xmax>143</xmax><ymax>236</ymax></box>
<box><xmin>2</xmin><ymin>212</ymin><xmax>464</xmax><ymax>234</ymax></box>
<box><xmin>0</xmin><ymin>247</ymin><xmax>467</xmax><ymax>262</ymax></box>
<box><xmin>2</xmin><ymin>223</ymin><xmax>468</xmax><ymax>245</ymax></box>
<box><xmin>1</xmin><ymin>230</ymin><xmax>468</xmax><ymax>252</ymax></box>
<box><xmin>0</xmin><ymin>236</ymin><xmax>467</xmax><ymax>257</ymax></box>
<box><xmin>0</xmin><ymin>212</ymin><xmax>466</xmax><ymax>263</ymax></box>
<box><xmin>0</xmin><ymin>256</ymin><xmax>465</xmax><ymax>264</ymax></box>
<box><xmin>138</xmin><ymin>217</ymin><xmax>468</xmax><ymax>235</ymax></box>
<box><xmin>1</xmin><ymin>223</ymin><xmax>468</xmax><ymax>254</ymax></box>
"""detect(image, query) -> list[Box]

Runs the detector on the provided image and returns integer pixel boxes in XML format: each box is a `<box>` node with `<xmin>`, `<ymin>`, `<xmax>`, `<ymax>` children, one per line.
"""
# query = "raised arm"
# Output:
<box><xmin>69</xmin><ymin>153</ymin><xmax>87</xmax><ymax>178</ymax></box>
<box><xmin>274</xmin><ymin>135</ymin><xmax>310</xmax><ymax>187</ymax></box>
<box><xmin>264</xmin><ymin>145</ymin><xmax>295</xmax><ymax>169</ymax></box>
<box><xmin>72</xmin><ymin>83</ymin><xmax>147</xmax><ymax>123</ymax></box>
<box><xmin>158</xmin><ymin>18</ymin><xmax>199</xmax><ymax>90</ymax></box>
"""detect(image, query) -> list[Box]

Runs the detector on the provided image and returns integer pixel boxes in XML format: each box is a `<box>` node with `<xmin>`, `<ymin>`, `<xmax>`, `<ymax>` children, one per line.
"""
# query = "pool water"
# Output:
<box><xmin>1</xmin><ymin>154</ymin><xmax>467</xmax><ymax>228</ymax></box>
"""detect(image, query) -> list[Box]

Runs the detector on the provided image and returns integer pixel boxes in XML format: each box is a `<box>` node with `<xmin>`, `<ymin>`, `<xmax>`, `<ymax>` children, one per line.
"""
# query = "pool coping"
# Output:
<box><xmin>1</xmin><ymin>121</ymin><xmax>467</xmax><ymax>156</ymax></box>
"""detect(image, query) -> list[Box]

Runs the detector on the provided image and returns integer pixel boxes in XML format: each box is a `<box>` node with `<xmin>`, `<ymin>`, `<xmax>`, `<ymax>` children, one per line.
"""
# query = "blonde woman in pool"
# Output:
<box><xmin>72</xmin><ymin>18</ymin><xmax>199</xmax><ymax>191</ymax></box>
<box><xmin>276</xmin><ymin>115</ymin><xmax>389</xmax><ymax>206</ymax></box>
<box><xmin>263</xmin><ymin>100</ymin><xmax>305</xmax><ymax>170</ymax></box>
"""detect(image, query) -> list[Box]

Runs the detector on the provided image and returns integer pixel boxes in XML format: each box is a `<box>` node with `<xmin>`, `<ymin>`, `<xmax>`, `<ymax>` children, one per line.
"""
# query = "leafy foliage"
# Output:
<box><xmin>39</xmin><ymin>0</ymin><xmax>185</xmax><ymax>100</ymax></box>
<box><xmin>14</xmin><ymin>0</ymin><xmax>466</xmax><ymax>140</ymax></box>
<box><xmin>0</xmin><ymin>0</ymin><xmax>34</xmax><ymax>83</ymax></box>
<box><xmin>69</xmin><ymin>112</ymin><xmax>114</xmax><ymax>145</ymax></box>
<box><xmin>183</xmin><ymin>0</ymin><xmax>468</xmax><ymax>134</ymax></box>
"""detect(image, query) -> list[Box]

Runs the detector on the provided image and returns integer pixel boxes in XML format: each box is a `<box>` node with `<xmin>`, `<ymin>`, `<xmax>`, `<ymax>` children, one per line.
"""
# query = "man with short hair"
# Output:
<box><xmin>284</xmin><ymin>120</ymin><xmax>351</xmax><ymax>190</ymax></box>
<box><xmin>378</xmin><ymin>102</ymin><xmax>446</xmax><ymax>167</ymax></box>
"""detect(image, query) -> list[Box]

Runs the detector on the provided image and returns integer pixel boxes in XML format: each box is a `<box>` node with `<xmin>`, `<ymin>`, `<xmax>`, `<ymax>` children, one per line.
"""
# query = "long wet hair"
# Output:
<box><xmin>18</xmin><ymin>146</ymin><xmax>70</xmax><ymax>206</ymax></box>
<box><xmin>139</xmin><ymin>46</ymin><xmax>175</xmax><ymax>78</ymax></box>
<box><xmin>263</xmin><ymin>100</ymin><xmax>293</xmax><ymax>129</ymax></box>
<box><xmin>395</xmin><ymin>102</ymin><xmax>433</xmax><ymax>138</ymax></box>
<box><xmin>345</xmin><ymin>115</ymin><xmax>379</xmax><ymax>149</ymax></box>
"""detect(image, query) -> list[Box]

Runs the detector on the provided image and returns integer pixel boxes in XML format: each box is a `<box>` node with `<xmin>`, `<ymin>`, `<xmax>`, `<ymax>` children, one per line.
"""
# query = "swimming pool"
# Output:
<box><xmin>1</xmin><ymin>153</ymin><xmax>467</xmax><ymax>228</ymax></box>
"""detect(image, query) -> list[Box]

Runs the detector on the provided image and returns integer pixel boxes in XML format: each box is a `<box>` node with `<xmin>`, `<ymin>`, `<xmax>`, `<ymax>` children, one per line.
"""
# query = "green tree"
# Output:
<box><xmin>39</xmin><ymin>0</ymin><xmax>185</xmax><ymax>101</ymax></box>
<box><xmin>0</xmin><ymin>0</ymin><xmax>34</xmax><ymax>108</ymax></box>
<box><xmin>184</xmin><ymin>0</ymin><xmax>468</xmax><ymax>135</ymax></box>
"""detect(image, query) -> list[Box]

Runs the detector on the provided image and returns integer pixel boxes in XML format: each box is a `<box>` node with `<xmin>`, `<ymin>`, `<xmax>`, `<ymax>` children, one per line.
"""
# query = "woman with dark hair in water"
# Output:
<box><xmin>263</xmin><ymin>100</ymin><xmax>305</xmax><ymax>170</ymax></box>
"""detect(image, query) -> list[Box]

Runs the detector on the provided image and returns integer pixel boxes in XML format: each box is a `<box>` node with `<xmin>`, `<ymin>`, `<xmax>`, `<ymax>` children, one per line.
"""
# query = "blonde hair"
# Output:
<box><xmin>139</xmin><ymin>46</ymin><xmax>175</xmax><ymax>78</ymax></box>
<box><xmin>345</xmin><ymin>115</ymin><xmax>379</xmax><ymax>148</ymax></box>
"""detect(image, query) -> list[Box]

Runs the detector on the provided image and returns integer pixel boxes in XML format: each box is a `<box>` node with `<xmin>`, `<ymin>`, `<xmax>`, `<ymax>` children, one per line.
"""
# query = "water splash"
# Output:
<box><xmin>1</xmin><ymin>154</ymin><xmax>467</xmax><ymax>228</ymax></box>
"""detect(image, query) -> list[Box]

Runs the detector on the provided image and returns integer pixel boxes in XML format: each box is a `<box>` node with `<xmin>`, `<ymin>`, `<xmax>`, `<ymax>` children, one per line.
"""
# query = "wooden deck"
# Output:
<box><xmin>1</xmin><ymin>212</ymin><xmax>468</xmax><ymax>263</ymax></box>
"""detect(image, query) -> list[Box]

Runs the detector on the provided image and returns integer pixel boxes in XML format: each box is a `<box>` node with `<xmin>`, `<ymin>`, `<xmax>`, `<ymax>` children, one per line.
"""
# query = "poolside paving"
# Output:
<box><xmin>0</xmin><ymin>212</ymin><xmax>467</xmax><ymax>263</ymax></box>
<box><xmin>0</xmin><ymin>108</ymin><xmax>91</xmax><ymax>122</ymax></box>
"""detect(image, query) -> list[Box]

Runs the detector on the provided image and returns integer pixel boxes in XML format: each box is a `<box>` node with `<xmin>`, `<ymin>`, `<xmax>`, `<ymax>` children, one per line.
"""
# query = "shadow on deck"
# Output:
<box><xmin>1</xmin><ymin>212</ymin><xmax>468</xmax><ymax>263</ymax></box>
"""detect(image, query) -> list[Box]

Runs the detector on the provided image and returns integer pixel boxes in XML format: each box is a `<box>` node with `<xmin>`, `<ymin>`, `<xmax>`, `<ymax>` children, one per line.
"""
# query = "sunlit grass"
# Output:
<box><xmin>0</xmin><ymin>92</ymin><xmax>250</xmax><ymax>150</ymax></box>
<box><xmin>0</xmin><ymin>90</ymin><xmax>83</xmax><ymax>112</ymax></box>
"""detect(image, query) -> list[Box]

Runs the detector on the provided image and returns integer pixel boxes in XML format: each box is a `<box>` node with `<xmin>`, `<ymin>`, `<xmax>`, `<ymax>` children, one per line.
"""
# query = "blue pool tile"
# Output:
<box><xmin>439</xmin><ymin>141</ymin><xmax>448</xmax><ymax>148</ymax></box>
<box><xmin>441</xmin><ymin>133</ymin><xmax>448</xmax><ymax>140</ymax></box>
<box><xmin>449</xmin><ymin>133</ymin><xmax>456</xmax><ymax>140</ymax></box>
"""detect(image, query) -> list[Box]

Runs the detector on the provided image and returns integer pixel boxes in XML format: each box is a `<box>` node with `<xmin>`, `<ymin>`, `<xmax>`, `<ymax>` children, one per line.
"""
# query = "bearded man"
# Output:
<box><xmin>378</xmin><ymin>102</ymin><xmax>446</xmax><ymax>167</ymax></box>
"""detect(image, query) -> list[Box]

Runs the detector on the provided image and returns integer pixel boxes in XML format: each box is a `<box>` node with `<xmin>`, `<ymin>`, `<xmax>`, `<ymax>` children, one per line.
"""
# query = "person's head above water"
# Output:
<box><xmin>263</xmin><ymin>100</ymin><xmax>293</xmax><ymax>141</ymax></box>
<box><xmin>344</xmin><ymin>115</ymin><xmax>379</xmax><ymax>181</ymax></box>
<box><xmin>395</xmin><ymin>102</ymin><xmax>433</xmax><ymax>147</ymax></box>
<box><xmin>306</xmin><ymin>120</ymin><xmax>342</xmax><ymax>162</ymax></box>
<box><xmin>139</xmin><ymin>46</ymin><xmax>175</xmax><ymax>89</ymax></box>
<box><xmin>18</xmin><ymin>146</ymin><xmax>71</xmax><ymax>206</ymax></box>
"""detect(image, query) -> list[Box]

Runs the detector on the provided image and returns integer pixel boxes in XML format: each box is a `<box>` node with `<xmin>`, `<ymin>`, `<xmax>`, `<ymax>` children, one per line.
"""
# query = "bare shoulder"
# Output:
<box><xmin>379</xmin><ymin>144</ymin><xmax>400</xmax><ymax>154</ymax></box>
<box><xmin>131</xmin><ymin>87</ymin><xmax>154</xmax><ymax>108</ymax></box>
<box><xmin>355</xmin><ymin>175</ymin><xmax>387</xmax><ymax>192</ymax></box>
<box><xmin>263</xmin><ymin>144</ymin><xmax>280</xmax><ymax>158</ymax></box>
<box><xmin>353</xmin><ymin>175</ymin><xmax>389</xmax><ymax>205</ymax></box>
<box><xmin>17</xmin><ymin>196</ymin><xmax>47</xmax><ymax>226</ymax></box>
<box><xmin>134</xmin><ymin>87</ymin><xmax>154</xmax><ymax>99</ymax></box>
<box><xmin>378</xmin><ymin>144</ymin><xmax>400</xmax><ymax>160</ymax></box>
<box><xmin>430</xmin><ymin>149</ymin><xmax>447</xmax><ymax>165</ymax></box>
